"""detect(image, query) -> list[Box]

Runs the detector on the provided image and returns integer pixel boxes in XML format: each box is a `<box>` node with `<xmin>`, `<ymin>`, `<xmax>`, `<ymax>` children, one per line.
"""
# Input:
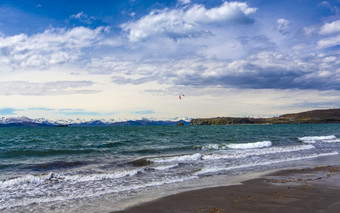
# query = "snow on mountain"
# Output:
<box><xmin>0</xmin><ymin>116</ymin><xmax>190</xmax><ymax>126</ymax></box>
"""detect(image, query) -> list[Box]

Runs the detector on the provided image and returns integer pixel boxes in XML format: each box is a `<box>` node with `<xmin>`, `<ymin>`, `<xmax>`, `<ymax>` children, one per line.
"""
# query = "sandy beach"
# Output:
<box><xmin>114</xmin><ymin>165</ymin><xmax>340</xmax><ymax>213</ymax></box>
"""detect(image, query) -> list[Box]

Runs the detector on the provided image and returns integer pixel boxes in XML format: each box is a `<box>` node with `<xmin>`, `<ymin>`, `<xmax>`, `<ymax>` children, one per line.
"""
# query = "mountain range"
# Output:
<box><xmin>0</xmin><ymin>116</ymin><xmax>190</xmax><ymax>127</ymax></box>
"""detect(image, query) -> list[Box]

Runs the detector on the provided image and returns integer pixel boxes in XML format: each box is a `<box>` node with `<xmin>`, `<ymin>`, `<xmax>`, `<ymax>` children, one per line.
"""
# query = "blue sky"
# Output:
<box><xmin>0</xmin><ymin>0</ymin><xmax>340</xmax><ymax>121</ymax></box>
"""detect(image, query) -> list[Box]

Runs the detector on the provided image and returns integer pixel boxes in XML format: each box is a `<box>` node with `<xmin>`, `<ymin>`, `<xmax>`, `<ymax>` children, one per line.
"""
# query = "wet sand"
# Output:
<box><xmin>114</xmin><ymin>165</ymin><xmax>340</xmax><ymax>213</ymax></box>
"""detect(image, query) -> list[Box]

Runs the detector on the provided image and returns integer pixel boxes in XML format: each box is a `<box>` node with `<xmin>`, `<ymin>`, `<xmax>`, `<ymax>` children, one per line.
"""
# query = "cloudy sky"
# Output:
<box><xmin>0</xmin><ymin>0</ymin><xmax>340</xmax><ymax>121</ymax></box>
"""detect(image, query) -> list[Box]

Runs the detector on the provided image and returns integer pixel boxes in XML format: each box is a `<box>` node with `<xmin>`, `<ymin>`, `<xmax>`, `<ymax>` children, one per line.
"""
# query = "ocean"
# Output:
<box><xmin>1</xmin><ymin>124</ymin><xmax>340</xmax><ymax>212</ymax></box>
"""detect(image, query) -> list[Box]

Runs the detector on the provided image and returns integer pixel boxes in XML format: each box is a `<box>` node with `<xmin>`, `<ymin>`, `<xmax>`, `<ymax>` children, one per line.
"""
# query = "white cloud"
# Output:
<box><xmin>69</xmin><ymin>11</ymin><xmax>96</xmax><ymax>24</ymax></box>
<box><xmin>301</xmin><ymin>26</ymin><xmax>316</xmax><ymax>37</ymax></box>
<box><xmin>323</xmin><ymin>56</ymin><xmax>336</xmax><ymax>62</ymax></box>
<box><xmin>86</xmin><ymin>47</ymin><xmax>340</xmax><ymax>91</ymax></box>
<box><xmin>178</xmin><ymin>0</ymin><xmax>191</xmax><ymax>5</ymax></box>
<box><xmin>70</xmin><ymin>11</ymin><xmax>86</xmax><ymax>19</ymax></box>
<box><xmin>320</xmin><ymin>20</ymin><xmax>340</xmax><ymax>34</ymax></box>
<box><xmin>0</xmin><ymin>81</ymin><xmax>99</xmax><ymax>95</ymax></box>
<box><xmin>317</xmin><ymin>34</ymin><xmax>340</xmax><ymax>48</ymax></box>
<box><xmin>121</xmin><ymin>2</ymin><xmax>257</xmax><ymax>42</ymax></box>
<box><xmin>276</xmin><ymin>18</ymin><xmax>290</xmax><ymax>34</ymax></box>
<box><xmin>86</xmin><ymin>57</ymin><xmax>136</xmax><ymax>74</ymax></box>
<box><xmin>0</xmin><ymin>26</ymin><xmax>109</xmax><ymax>71</ymax></box>
<box><xmin>318</xmin><ymin>1</ymin><xmax>340</xmax><ymax>15</ymax></box>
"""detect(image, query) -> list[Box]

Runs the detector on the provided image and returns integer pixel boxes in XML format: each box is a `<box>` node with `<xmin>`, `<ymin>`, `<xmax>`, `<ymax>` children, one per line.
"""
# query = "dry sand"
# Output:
<box><xmin>114</xmin><ymin>165</ymin><xmax>340</xmax><ymax>213</ymax></box>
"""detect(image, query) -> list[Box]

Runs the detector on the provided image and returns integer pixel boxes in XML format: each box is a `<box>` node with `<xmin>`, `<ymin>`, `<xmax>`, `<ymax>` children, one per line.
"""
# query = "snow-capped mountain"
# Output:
<box><xmin>0</xmin><ymin>116</ymin><xmax>190</xmax><ymax>127</ymax></box>
<box><xmin>0</xmin><ymin>116</ymin><xmax>53</xmax><ymax>124</ymax></box>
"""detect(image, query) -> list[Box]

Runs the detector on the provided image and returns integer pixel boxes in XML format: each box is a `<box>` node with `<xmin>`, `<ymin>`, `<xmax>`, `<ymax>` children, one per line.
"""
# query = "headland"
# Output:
<box><xmin>191</xmin><ymin>108</ymin><xmax>340</xmax><ymax>125</ymax></box>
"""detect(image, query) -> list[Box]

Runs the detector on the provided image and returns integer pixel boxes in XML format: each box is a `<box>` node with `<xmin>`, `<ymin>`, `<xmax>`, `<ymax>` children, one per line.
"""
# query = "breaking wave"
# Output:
<box><xmin>149</xmin><ymin>144</ymin><xmax>315</xmax><ymax>163</ymax></box>
<box><xmin>150</xmin><ymin>153</ymin><xmax>202</xmax><ymax>163</ymax></box>
<box><xmin>0</xmin><ymin>168</ymin><xmax>144</xmax><ymax>188</ymax></box>
<box><xmin>201</xmin><ymin>141</ymin><xmax>272</xmax><ymax>150</ymax></box>
<box><xmin>195</xmin><ymin>151</ymin><xmax>339</xmax><ymax>175</ymax></box>
<box><xmin>202</xmin><ymin>144</ymin><xmax>315</xmax><ymax>160</ymax></box>
<box><xmin>298</xmin><ymin>135</ymin><xmax>340</xmax><ymax>143</ymax></box>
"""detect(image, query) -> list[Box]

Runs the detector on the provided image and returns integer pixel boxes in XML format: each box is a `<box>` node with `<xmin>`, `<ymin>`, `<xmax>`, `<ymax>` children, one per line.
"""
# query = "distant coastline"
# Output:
<box><xmin>191</xmin><ymin>108</ymin><xmax>340</xmax><ymax>125</ymax></box>
<box><xmin>0</xmin><ymin>118</ymin><xmax>190</xmax><ymax>127</ymax></box>
<box><xmin>1</xmin><ymin>108</ymin><xmax>340</xmax><ymax>127</ymax></box>
<box><xmin>54</xmin><ymin>124</ymin><xmax>69</xmax><ymax>127</ymax></box>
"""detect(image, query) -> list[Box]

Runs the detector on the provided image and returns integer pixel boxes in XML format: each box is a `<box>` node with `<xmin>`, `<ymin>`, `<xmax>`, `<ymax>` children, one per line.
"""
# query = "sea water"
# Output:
<box><xmin>0</xmin><ymin>124</ymin><xmax>340</xmax><ymax>212</ymax></box>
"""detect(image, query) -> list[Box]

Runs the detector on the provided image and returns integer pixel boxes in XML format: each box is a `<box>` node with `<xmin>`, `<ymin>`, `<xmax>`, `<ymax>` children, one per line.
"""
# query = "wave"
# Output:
<box><xmin>6</xmin><ymin>144</ymin><xmax>314</xmax><ymax>189</ymax></box>
<box><xmin>63</xmin><ymin>168</ymin><xmax>144</xmax><ymax>182</ymax></box>
<box><xmin>0</xmin><ymin>175</ymin><xmax>198</xmax><ymax>211</ymax></box>
<box><xmin>0</xmin><ymin>174</ymin><xmax>44</xmax><ymax>188</ymax></box>
<box><xmin>298</xmin><ymin>135</ymin><xmax>340</xmax><ymax>143</ymax></box>
<box><xmin>0</xmin><ymin>168</ymin><xmax>144</xmax><ymax>188</ymax></box>
<box><xmin>227</xmin><ymin>141</ymin><xmax>272</xmax><ymax>149</ymax></box>
<box><xmin>195</xmin><ymin>151</ymin><xmax>339</xmax><ymax>175</ymax></box>
<box><xmin>153</xmin><ymin>163</ymin><xmax>179</xmax><ymax>170</ymax></box>
<box><xmin>150</xmin><ymin>153</ymin><xmax>202</xmax><ymax>163</ymax></box>
<box><xmin>149</xmin><ymin>144</ymin><xmax>315</xmax><ymax>163</ymax></box>
<box><xmin>201</xmin><ymin>141</ymin><xmax>272</xmax><ymax>150</ymax></box>
<box><xmin>202</xmin><ymin>144</ymin><xmax>315</xmax><ymax>160</ymax></box>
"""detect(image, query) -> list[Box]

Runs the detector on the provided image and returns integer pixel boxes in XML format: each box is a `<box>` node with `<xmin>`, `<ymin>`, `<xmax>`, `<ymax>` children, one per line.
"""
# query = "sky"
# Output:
<box><xmin>0</xmin><ymin>0</ymin><xmax>340</xmax><ymax>121</ymax></box>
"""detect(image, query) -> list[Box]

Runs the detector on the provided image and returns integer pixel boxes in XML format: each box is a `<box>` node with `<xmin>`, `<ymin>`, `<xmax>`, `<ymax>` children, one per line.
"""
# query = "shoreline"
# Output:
<box><xmin>114</xmin><ymin>164</ymin><xmax>340</xmax><ymax>213</ymax></box>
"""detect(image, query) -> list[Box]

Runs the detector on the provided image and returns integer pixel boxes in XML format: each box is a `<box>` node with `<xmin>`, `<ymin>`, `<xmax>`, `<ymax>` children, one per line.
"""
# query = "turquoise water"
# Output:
<box><xmin>1</xmin><ymin>124</ymin><xmax>340</xmax><ymax>211</ymax></box>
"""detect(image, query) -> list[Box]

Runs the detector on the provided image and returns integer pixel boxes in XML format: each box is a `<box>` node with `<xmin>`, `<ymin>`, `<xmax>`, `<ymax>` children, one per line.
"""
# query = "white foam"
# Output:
<box><xmin>148</xmin><ymin>145</ymin><xmax>315</xmax><ymax>163</ymax></box>
<box><xmin>0</xmin><ymin>173</ymin><xmax>56</xmax><ymax>188</ymax></box>
<box><xmin>227</xmin><ymin>141</ymin><xmax>272</xmax><ymax>149</ymax></box>
<box><xmin>153</xmin><ymin>163</ymin><xmax>179</xmax><ymax>170</ymax></box>
<box><xmin>298</xmin><ymin>135</ymin><xmax>337</xmax><ymax>143</ymax></box>
<box><xmin>0</xmin><ymin>168</ymin><xmax>144</xmax><ymax>188</ymax></box>
<box><xmin>201</xmin><ymin>141</ymin><xmax>272</xmax><ymax>150</ymax></box>
<box><xmin>201</xmin><ymin>144</ymin><xmax>227</xmax><ymax>150</ymax></box>
<box><xmin>195</xmin><ymin>151</ymin><xmax>339</xmax><ymax>175</ymax></box>
<box><xmin>148</xmin><ymin>144</ymin><xmax>315</xmax><ymax>163</ymax></box>
<box><xmin>111</xmin><ymin>175</ymin><xmax>197</xmax><ymax>193</ymax></box>
<box><xmin>64</xmin><ymin>168</ymin><xmax>143</xmax><ymax>182</ymax></box>
<box><xmin>150</xmin><ymin>153</ymin><xmax>202</xmax><ymax>163</ymax></box>
<box><xmin>323</xmin><ymin>139</ymin><xmax>340</xmax><ymax>143</ymax></box>
<box><xmin>202</xmin><ymin>144</ymin><xmax>315</xmax><ymax>160</ymax></box>
<box><xmin>0</xmin><ymin>175</ymin><xmax>198</xmax><ymax>211</ymax></box>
